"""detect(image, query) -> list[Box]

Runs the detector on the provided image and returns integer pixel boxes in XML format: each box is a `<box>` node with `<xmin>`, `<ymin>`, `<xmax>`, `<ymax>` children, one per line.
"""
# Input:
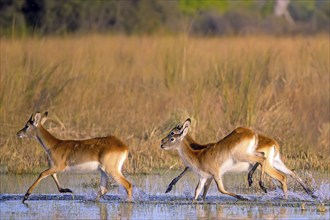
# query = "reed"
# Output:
<box><xmin>0</xmin><ymin>35</ymin><xmax>329</xmax><ymax>173</ymax></box>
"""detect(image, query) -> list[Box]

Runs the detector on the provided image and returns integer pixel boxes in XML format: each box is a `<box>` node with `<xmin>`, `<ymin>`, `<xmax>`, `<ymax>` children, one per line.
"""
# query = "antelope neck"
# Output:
<box><xmin>178</xmin><ymin>134</ymin><xmax>202</xmax><ymax>167</ymax></box>
<box><xmin>35</xmin><ymin>125</ymin><xmax>60</xmax><ymax>155</ymax></box>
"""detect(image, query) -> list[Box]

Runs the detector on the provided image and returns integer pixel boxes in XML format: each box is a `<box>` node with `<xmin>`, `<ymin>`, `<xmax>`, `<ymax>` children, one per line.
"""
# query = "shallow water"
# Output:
<box><xmin>1</xmin><ymin>198</ymin><xmax>329</xmax><ymax>220</ymax></box>
<box><xmin>0</xmin><ymin>171</ymin><xmax>329</xmax><ymax>219</ymax></box>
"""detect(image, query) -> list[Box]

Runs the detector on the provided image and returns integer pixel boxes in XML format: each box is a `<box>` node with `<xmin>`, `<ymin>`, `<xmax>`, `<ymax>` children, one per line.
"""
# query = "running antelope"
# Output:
<box><xmin>17</xmin><ymin>112</ymin><xmax>132</xmax><ymax>203</ymax></box>
<box><xmin>160</xmin><ymin>118</ymin><xmax>284</xmax><ymax>202</ymax></box>
<box><xmin>165</xmin><ymin>124</ymin><xmax>316</xmax><ymax>199</ymax></box>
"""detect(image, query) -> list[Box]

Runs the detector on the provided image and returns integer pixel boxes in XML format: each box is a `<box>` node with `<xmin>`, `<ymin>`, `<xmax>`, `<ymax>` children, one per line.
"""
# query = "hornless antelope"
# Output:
<box><xmin>17</xmin><ymin>112</ymin><xmax>132</xmax><ymax>203</ymax></box>
<box><xmin>165</xmin><ymin>127</ymin><xmax>316</xmax><ymax>199</ymax></box>
<box><xmin>160</xmin><ymin>118</ymin><xmax>286</xmax><ymax>202</ymax></box>
<box><xmin>247</xmin><ymin>135</ymin><xmax>315</xmax><ymax>197</ymax></box>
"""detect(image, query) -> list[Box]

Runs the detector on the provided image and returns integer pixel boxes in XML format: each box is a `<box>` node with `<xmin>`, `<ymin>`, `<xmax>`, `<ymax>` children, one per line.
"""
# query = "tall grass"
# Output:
<box><xmin>0</xmin><ymin>35</ymin><xmax>329</xmax><ymax>173</ymax></box>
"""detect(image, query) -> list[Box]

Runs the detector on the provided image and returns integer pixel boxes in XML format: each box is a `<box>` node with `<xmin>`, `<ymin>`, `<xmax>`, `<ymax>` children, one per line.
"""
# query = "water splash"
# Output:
<box><xmin>306</xmin><ymin>172</ymin><xmax>330</xmax><ymax>202</ymax></box>
<box><xmin>259</xmin><ymin>173</ymin><xmax>330</xmax><ymax>202</ymax></box>
<box><xmin>259</xmin><ymin>188</ymin><xmax>315</xmax><ymax>202</ymax></box>
<box><xmin>117</xmin><ymin>186</ymin><xmax>128</xmax><ymax>200</ymax></box>
<box><xmin>132</xmin><ymin>186</ymin><xmax>148</xmax><ymax>201</ymax></box>
<box><xmin>85</xmin><ymin>190</ymin><xmax>98</xmax><ymax>201</ymax></box>
<box><xmin>260</xmin><ymin>188</ymin><xmax>285</xmax><ymax>202</ymax></box>
<box><xmin>287</xmin><ymin>190</ymin><xmax>312</xmax><ymax>201</ymax></box>
<box><xmin>314</xmin><ymin>183</ymin><xmax>330</xmax><ymax>202</ymax></box>
<box><xmin>181</xmin><ymin>179</ymin><xmax>193</xmax><ymax>197</ymax></box>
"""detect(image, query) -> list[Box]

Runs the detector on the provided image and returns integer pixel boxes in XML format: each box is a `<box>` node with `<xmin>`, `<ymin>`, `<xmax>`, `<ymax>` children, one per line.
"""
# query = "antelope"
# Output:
<box><xmin>164</xmin><ymin>123</ymin><xmax>316</xmax><ymax>199</ymax></box>
<box><xmin>161</xmin><ymin>118</ymin><xmax>285</xmax><ymax>202</ymax></box>
<box><xmin>17</xmin><ymin>112</ymin><xmax>132</xmax><ymax>203</ymax></box>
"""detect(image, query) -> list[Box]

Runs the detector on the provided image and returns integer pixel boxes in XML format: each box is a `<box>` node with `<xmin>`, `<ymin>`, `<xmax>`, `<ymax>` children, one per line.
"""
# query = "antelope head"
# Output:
<box><xmin>17</xmin><ymin>112</ymin><xmax>48</xmax><ymax>139</ymax></box>
<box><xmin>161</xmin><ymin>118</ymin><xmax>191</xmax><ymax>150</ymax></box>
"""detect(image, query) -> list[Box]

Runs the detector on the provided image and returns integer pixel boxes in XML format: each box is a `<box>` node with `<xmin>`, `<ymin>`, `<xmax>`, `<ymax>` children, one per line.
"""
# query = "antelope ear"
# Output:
<box><xmin>181</xmin><ymin>118</ymin><xmax>191</xmax><ymax>130</ymax></box>
<box><xmin>28</xmin><ymin>113</ymin><xmax>34</xmax><ymax>122</ymax></box>
<box><xmin>33</xmin><ymin>112</ymin><xmax>42</xmax><ymax>126</ymax></box>
<box><xmin>40</xmin><ymin>112</ymin><xmax>48</xmax><ymax>125</ymax></box>
<box><xmin>180</xmin><ymin>126</ymin><xmax>189</xmax><ymax>138</ymax></box>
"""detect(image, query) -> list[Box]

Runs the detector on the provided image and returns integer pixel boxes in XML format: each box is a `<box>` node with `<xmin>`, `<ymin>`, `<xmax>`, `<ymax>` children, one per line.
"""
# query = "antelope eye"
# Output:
<box><xmin>170</xmin><ymin>137</ymin><xmax>175</xmax><ymax>142</ymax></box>
<box><xmin>170</xmin><ymin>131</ymin><xmax>174</xmax><ymax>135</ymax></box>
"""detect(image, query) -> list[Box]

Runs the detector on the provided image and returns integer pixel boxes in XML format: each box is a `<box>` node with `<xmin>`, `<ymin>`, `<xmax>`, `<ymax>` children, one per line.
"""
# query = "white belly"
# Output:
<box><xmin>64</xmin><ymin>161</ymin><xmax>100</xmax><ymax>172</ymax></box>
<box><xmin>221</xmin><ymin>158</ymin><xmax>251</xmax><ymax>174</ymax></box>
<box><xmin>228</xmin><ymin>162</ymin><xmax>251</xmax><ymax>173</ymax></box>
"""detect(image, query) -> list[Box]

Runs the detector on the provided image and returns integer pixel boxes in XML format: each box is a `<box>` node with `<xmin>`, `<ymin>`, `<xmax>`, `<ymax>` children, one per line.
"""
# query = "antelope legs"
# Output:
<box><xmin>51</xmin><ymin>174</ymin><xmax>73</xmax><ymax>193</ymax></box>
<box><xmin>165</xmin><ymin>167</ymin><xmax>190</xmax><ymax>193</ymax></box>
<box><xmin>192</xmin><ymin>177</ymin><xmax>208</xmax><ymax>203</ymax></box>
<box><xmin>97</xmin><ymin>169</ymin><xmax>109</xmax><ymax>200</ymax></box>
<box><xmin>260</xmin><ymin>161</ymin><xmax>288</xmax><ymax>198</ymax></box>
<box><xmin>214</xmin><ymin>176</ymin><xmax>249</xmax><ymax>201</ymax></box>
<box><xmin>202</xmin><ymin>178</ymin><xmax>213</xmax><ymax>200</ymax></box>
<box><xmin>247</xmin><ymin>163</ymin><xmax>259</xmax><ymax>187</ymax></box>
<box><xmin>23</xmin><ymin>168</ymin><xmax>58</xmax><ymax>203</ymax></box>
<box><xmin>108</xmin><ymin>171</ymin><xmax>133</xmax><ymax>200</ymax></box>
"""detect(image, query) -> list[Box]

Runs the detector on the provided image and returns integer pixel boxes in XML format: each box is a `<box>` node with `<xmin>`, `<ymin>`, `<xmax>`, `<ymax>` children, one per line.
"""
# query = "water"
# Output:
<box><xmin>1</xmin><ymin>199</ymin><xmax>329</xmax><ymax>220</ymax></box>
<box><xmin>0</xmin><ymin>171</ymin><xmax>329</xmax><ymax>219</ymax></box>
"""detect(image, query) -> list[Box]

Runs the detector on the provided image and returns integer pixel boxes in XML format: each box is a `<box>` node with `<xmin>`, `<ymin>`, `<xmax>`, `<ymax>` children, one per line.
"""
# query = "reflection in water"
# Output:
<box><xmin>99</xmin><ymin>203</ymin><xmax>107</xmax><ymax>220</ymax></box>
<box><xmin>97</xmin><ymin>202</ymin><xmax>134</xmax><ymax>220</ymax></box>
<box><xmin>0</xmin><ymin>199</ymin><xmax>329</xmax><ymax>219</ymax></box>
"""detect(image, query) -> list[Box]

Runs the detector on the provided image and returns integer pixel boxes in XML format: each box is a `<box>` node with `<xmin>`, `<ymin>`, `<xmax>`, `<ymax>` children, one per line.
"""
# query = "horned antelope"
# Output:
<box><xmin>165</xmin><ymin>127</ymin><xmax>316</xmax><ymax>199</ymax></box>
<box><xmin>17</xmin><ymin>112</ymin><xmax>132</xmax><ymax>203</ymax></box>
<box><xmin>160</xmin><ymin>118</ymin><xmax>287</xmax><ymax>202</ymax></box>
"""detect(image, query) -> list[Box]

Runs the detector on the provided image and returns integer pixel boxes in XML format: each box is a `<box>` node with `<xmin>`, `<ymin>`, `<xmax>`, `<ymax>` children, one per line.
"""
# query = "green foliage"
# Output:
<box><xmin>260</xmin><ymin>0</ymin><xmax>275</xmax><ymax>16</ymax></box>
<box><xmin>0</xmin><ymin>0</ymin><xmax>328</xmax><ymax>36</ymax></box>
<box><xmin>0</xmin><ymin>0</ymin><xmax>26</xmax><ymax>36</ymax></box>
<box><xmin>228</xmin><ymin>0</ymin><xmax>258</xmax><ymax>10</ymax></box>
<box><xmin>289</xmin><ymin>0</ymin><xmax>316</xmax><ymax>21</ymax></box>
<box><xmin>1</xmin><ymin>0</ymin><xmax>179</xmax><ymax>35</ymax></box>
<box><xmin>179</xmin><ymin>0</ymin><xmax>229</xmax><ymax>14</ymax></box>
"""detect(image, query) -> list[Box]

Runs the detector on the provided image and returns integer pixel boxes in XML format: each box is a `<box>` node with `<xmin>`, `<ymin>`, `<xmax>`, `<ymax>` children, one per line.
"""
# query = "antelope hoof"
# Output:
<box><xmin>311</xmin><ymin>194</ymin><xmax>318</xmax><ymax>199</ymax></box>
<box><xmin>22</xmin><ymin>193</ymin><xmax>30</xmax><ymax>203</ymax></box>
<box><xmin>248</xmin><ymin>177</ymin><xmax>253</xmax><ymax>187</ymax></box>
<box><xmin>126</xmin><ymin>196</ymin><xmax>133</xmax><ymax>203</ymax></box>
<box><xmin>165</xmin><ymin>185</ymin><xmax>173</xmax><ymax>193</ymax></box>
<box><xmin>192</xmin><ymin>199</ymin><xmax>198</xmax><ymax>204</ymax></box>
<box><xmin>60</xmin><ymin>188</ymin><xmax>73</xmax><ymax>193</ymax></box>
<box><xmin>100</xmin><ymin>188</ymin><xmax>108</xmax><ymax>196</ymax></box>
<box><xmin>97</xmin><ymin>188</ymin><xmax>108</xmax><ymax>200</ymax></box>
<box><xmin>98</xmin><ymin>194</ymin><xmax>105</xmax><ymax>200</ymax></box>
<box><xmin>259</xmin><ymin>181</ymin><xmax>268</xmax><ymax>193</ymax></box>
<box><xmin>236</xmin><ymin>195</ymin><xmax>250</xmax><ymax>201</ymax></box>
<box><xmin>127</xmin><ymin>191</ymin><xmax>133</xmax><ymax>201</ymax></box>
<box><xmin>306</xmin><ymin>188</ymin><xmax>317</xmax><ymax>199</ymax></box>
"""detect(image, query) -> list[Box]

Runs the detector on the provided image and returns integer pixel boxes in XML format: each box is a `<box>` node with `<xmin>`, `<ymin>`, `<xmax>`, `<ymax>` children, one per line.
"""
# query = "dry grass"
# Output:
<box><xmin>0</xmin><ymin>34</ymin><xmax>329</xmax><ymax>173</ymax></box>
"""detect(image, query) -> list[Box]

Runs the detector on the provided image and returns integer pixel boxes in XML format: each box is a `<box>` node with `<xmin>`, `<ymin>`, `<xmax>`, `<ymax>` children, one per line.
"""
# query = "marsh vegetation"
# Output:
<box><xmin>0</xmin><ymin>35</ymin><xmax>329</xmax><ymax>174</ymax></box>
